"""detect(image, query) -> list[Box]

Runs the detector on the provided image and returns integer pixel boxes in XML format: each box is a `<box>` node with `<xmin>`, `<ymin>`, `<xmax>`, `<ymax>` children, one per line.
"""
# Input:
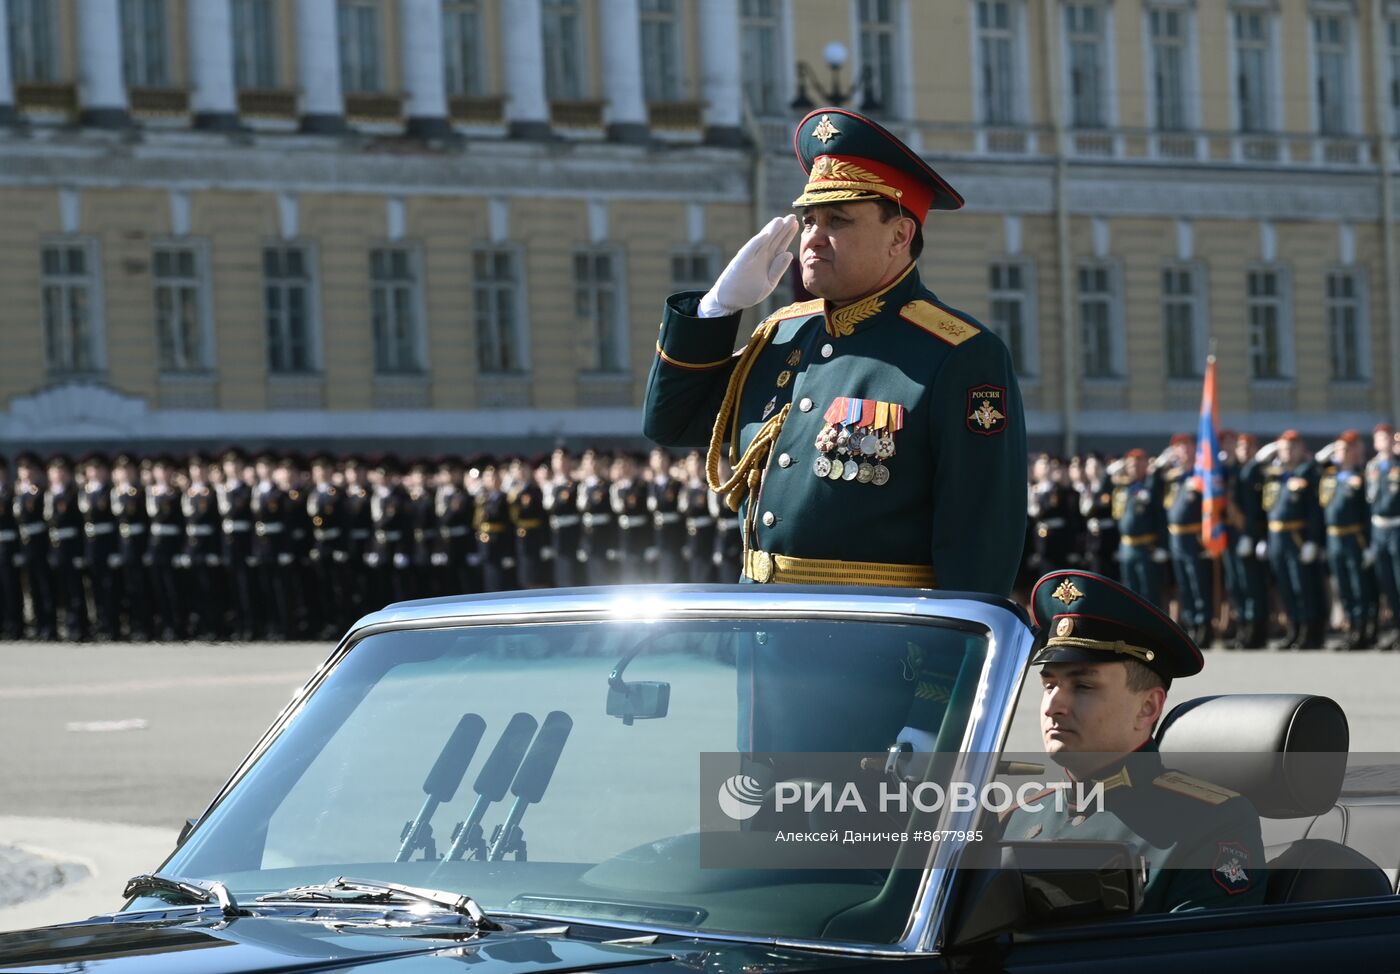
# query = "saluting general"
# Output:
<box><xmin>643</xmin><ymin>108</ymin><xmax>1026</xmax><ymax>598</ymax></box>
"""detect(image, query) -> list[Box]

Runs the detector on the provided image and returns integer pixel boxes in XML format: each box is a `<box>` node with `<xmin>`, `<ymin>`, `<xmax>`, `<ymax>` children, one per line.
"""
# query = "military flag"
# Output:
<box><xmin>1194</xmin><ymin>354</ymin><xmax>1227</xmax><ymax>557</ymax></box>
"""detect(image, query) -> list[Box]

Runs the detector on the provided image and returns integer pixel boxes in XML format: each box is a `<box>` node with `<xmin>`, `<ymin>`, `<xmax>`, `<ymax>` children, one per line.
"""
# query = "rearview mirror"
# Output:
<box><xmin>606</xmin><ymin>680</ymin><xmax>670</xmax><ymax>725</ymax></box>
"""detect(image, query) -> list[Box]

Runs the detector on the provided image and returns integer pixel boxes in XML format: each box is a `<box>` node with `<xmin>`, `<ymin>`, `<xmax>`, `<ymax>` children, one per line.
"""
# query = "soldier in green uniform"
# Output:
<box><xmin>1000</xmin><ymin>569</ymin><xmax>1266</xmax><ymax>913</ymax></box>
<box><xmin>1321</xmin><ymin>430</ymin><xmax>1374</xmax><ymax>649</ymax></box>
<box><xmin>1112</xmin><ymin>449</ymin><xmax>1168</xmax><ymax>607</ymax></box>
<box><xmin>1366</xmin><ymin>423</ymin><xmax>1400</xmax><ymax>649</ymax></box>
<box><xmin>1163</xmin><ymin>434</ymin><xmax>1212</xmax><ymax>647</ymax></box>
<box><xmin>1265</xmin><ymin>430</ymin><xmax>1326</xmax><ymax>648</ymax></box>
<box><xmin>643</xmin><ymin>107</ymin><xmax>1025</xmax><ymax>596</ymax></box>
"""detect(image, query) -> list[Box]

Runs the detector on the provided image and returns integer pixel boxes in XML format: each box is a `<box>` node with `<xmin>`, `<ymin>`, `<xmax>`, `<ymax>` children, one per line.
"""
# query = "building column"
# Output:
<box><xmin>296</xmin><ymin>0</ymin><xmax>347</xmax><ymax>133</ymax></box>
<box><xmin>598</xmin><ymin>0</ymin><xmax>648</xmax><ymax>143</ymax></box>
<box><xmin>399</xmin><ymin>0</ymin><xmax>452</xmax><ymax>138</ymax></box>
<box><xmin>501</xmin><ymin>0</ymin><xmax>551</xmax><ymax>139</ymax></box>
<box><xmin>187</xmin><ymin>0</ymin><xmax>240</xmax><ymax>130</ymax></box>
<box><xmin>76</xmin><ymin>0</ymin><xmax>130</xmax><ymax>128</ymax></box>
<box><xmin>0</xmin><ymin>5</ymin><xmax>17</xmax><ymax>125</ymax></box>
<box><xmin>698</xmin><ymin>0</ymin><xmax>744</xmax><ymax>145</ymax></box>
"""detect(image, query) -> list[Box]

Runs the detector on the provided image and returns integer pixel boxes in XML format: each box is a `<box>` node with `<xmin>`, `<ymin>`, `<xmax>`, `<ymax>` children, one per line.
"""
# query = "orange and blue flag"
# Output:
<box><xmin>1194</xmin><ymin>355</ymin><xmax>1227</xmax><ymax>557</ymax></box>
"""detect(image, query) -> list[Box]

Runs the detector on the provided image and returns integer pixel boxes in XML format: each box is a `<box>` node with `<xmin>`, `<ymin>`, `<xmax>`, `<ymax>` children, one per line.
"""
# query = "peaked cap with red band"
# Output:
<box><xmin>792</xmin><ymin>108</ymin><xmax>963</xmax><ymax>224</ymax></box>
<box><xmin>1030</xmin><ymin>570</ymin><xmax>1204</xmax><ymax>686</ymax></box>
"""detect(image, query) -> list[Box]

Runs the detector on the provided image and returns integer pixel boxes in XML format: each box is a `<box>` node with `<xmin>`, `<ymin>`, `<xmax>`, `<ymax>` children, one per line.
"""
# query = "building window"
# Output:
<box><xmin>153</xmin><ymin>245</ymin><xmax>207</xmax><ymax>373</ymax></box>
<box><xmin>1148</xmin><ymin>8</ymin><xmax>1187</xmax><ymax>131</ymax></box>
<box><xmin>740</xmin><ymin>0</ymin><xmax>781</xmax><ymax>115</ymax></box>
<box><xmin>120</xmin><ymin>0</ymin><xmax>168</xmax><ymax>87</ymax></box>
<box><xmin>976</xmin><ymin>1</ymin><xmax>1017</xmax><ymax>125</ymax></box>
<box><xmin>671</xmin><ymin>249</ymin><xmax>716</xmax><ymax>294</ymax></box>
<box><xmin>231</xmin><ymin>0</ymin><xmax>277</xmax><ymax>89</ymax></box>
<box><xmin>263</xmin><ymin>245</ymin><xmax>316</xmax><ymax>374</ymax></box>
<box><xmin>337</xmin><ymin>0</ymin><xmax>381</xmax><ymax>93</ymax></box>
<box><xmin>1078</xmin><ymin>264</ymin><xmax>1117</xmax><ymax>378</ymax></box>
<box><xmin>989</xmin><ymin>261</ymin><xmax>1031</xmax><ymax>376</ymax></box>
<box><xmin>1313</xmin><ymin>14</ymin><xmax>1350</xmax><ymax>136</ymax></box>
<box><xmin>1327</xmin><ymin>271</ymin><xmax>1364</xmax><ymax>381</ymax></box>
<box><xmin>1162</xmin><ymin>266</ymin><xmax>1200</xmax><ymax>379</ymax></box>
<box><xmin>41</xmin><ymin>241</ymin><xmax>101</xmax><ymax>374</ymax></box>
<box><xmin>640</xmin><ymin>0</ymin><xmax>682</xmax><ymax>102</ymax></box>
<box><xmin>474</xmin><ymin>248</ymin><xmax>525</xmax><ymax>374</ymax></box>
<box><xmin>575</xmin><ymin>248</ymin><xmax>626</xmax><ymax>373</ymax></box>
<box><xmin>542</xmin><ymin>0</ymin><xmax>585</xmax><ymax>100</ymax></box>
<box><xmin>858</xmin><ymin>0</ymin><xmax>897</xmax><ymax>113</ymax></box>
<box><xmin>7</xmin><ymin>0</ymin><xmax>59</xmax><ymax>82</ymax></box>
<box><xmin>1247</xmin><ymin>268</ymin><xmax>1287</xmax><ymax>380</ymax></box>
<box><xmin>443</xmin><ymin>0</ymin><xmax>484</xmax><ymax>96</ymax></box>
<box><xmin>1065</xmin><ymin>3</ymin><xmax>1106</xmax><ymax>128</ymax></box>
<box><xmin>1234</xmin><ymin>11</ymin><xmax>1272</xmax><ymax>133</ymax></box>
<box><xmin>371</xmin><ymin>247</ymin><xmax>423</xmax><ymax>375</ymax></box>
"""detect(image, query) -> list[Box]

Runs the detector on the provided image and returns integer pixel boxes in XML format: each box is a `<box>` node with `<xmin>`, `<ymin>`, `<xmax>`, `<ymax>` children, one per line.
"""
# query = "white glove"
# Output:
<box><xmin>1152</xmin><ymin>547</ymin><xmax>1170</xmax><ymax>564</ymax></box>
<box><xmin>1255</xmin><ymin>540</ymin><xmax>1269</xmax><ymax>561</ymax></box>
<box><xmin>1364</xmin><ymin>547</ymin><xmax>1377</xmax><ymax>568</ymax></box>
<box><xmin>889</xmin><ymin>726</ymin><xmax>938</xmax><ymax>781</ymax></box>
<box><xmin>1300</xmin><ymin>541</ymin><xmax>1318</xmax><ymax>564</ymax></box>
<box><xmin>897</xmin><ymin>726</ymin><xmax>936</xmax><ymax>752</ymax></box>
<box><xmin>1236</xmin><ymin>536</ymin><xmax>1253</xmax><ymax>558</ymax></box>
<box><xmin>698</xmin><ymin>215</ymin><xmax>799</xmax><ymax>318</ymax></box>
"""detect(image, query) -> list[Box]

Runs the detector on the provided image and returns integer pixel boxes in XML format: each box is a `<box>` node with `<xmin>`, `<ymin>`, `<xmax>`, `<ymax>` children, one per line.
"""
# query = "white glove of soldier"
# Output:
<box><xmin>1237</xmin><ymin>536</ymin><xmax>1254</xmax><ymax>558</ymax></box>
<box><xmin>888</xmin><ymin>726</ymin><xmax>938</xmax><ymax>781</ymax></box>
<box><xmin>1255</xmin><ymin>540</ymin><xmax>1270</xmax><ymax>561</ymax></box>
<box><xmin>1152</xmin><ymin>547</ymin><xmax>1171</xmax><ymax>564</ymax></box>
<box><xmin>1365</xmin><ymin>547</ymin><xmax>1377</xmax><ymax>568</ymax></box>
<box><xmin>698</xmin><ymin>215</ymin><xmax>799</xmax><ymax>318</ymax></box>
<box><xmin>1300</xmin><ymin>541</ymin><xmax>1318</xmax><ymax>564</ymax></box>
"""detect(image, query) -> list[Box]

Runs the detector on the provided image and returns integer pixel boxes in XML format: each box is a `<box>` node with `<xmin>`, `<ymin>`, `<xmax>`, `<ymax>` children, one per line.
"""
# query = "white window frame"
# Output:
<box><xmin>850</xmin><ymin>0</ymin><xmax>911</xmax><ymax>119</ymax></box>
<box><xmin>1061</xmin><ymin>1</ymin><xmax>1117</xmax><ymax>130</ymax></box>
<box><xmin>639</xmin><ymin>0</ymin><xmax>684</xmax><ymax>103</ymax></box>
<box><xmin>120</xmin><ymin>0</ymin><xmax>169</xmax><ymax>87</ymax></box>
<box><xmin>152</xmin><ymin>239</ymin><xmax>215</xmax><ymax>375</ymax></box>
<box><xmin>443</xmin><ymin>0</ymin><xmax>485</xmax><ymax>97</ymax></box>
<box><xmin>231</xmin><ymin>0</ymin><xmax>278</xmax><ymax>89</ymax></box>
<box><xmin>740</xmin><ymin>0</ymin><xmax>787</xmax><ymax>116</ymax></box>
<box><xmin>969</xmin><ymin>0</ymin><xmax>1030</xmax><ymax>127</ymax></box>
<box><xmin>1326</xmin><ymin>266</ymin><xmax>1370</xmax><ymax>382</ymax></box>
<box><xmin>1161</xmin><ymin>261</ymin><xmax>1208</xmax><ymax>380</ymax></box>
<box><xmin>1246</xmin><ymin>264</ymin><xmax>1294</xmax><ymax>382</ymax></box>
<box><xmin>542</xmin><ymin>0</ymin><xmax>588</xmax><ymax>100</ymax></box>
<box><xmin>988</xmin><ymin>258</ymin><xmax>1038</xmax><ymax>378</ymax></box>
<box><xmin>40</xmin><ymin>237</ymin><xmax>106</xmax><ymax>376</ymax></box>
<box><xmin>1141</xmin><ymin>2</ymin><xmax>1199</xmax><ymax>132</ymax></box>
<box><xmin>262</xmin><ymin>241</ymin><xmax>322</xmax><ymax>375</ymax></box>
<box><xmin>1227</xmin><ymin>4</ymin><xmax>1283</xmax><ymax>135</ymax></box>
<box><xmin>575</xmin><ymin>245</ymin><xmax>629</xmax><ymax>375</ymax></box>
<box><xmin>7</xmin><ymin>0</ymin><xmax>60</xmax><ymax>83</ymax></box>
<box><xmin>1307</xmin><ymin>7</ymin><xmax>1361</xmax><ymax>138</ymax></box>
<box><xmin>472</xmin><ymin>243</ymin><xmax>530</xmax><ymax>375</ymax></box>
<box><xmin>370</xmin><ymin>244</ymin><xmax>428</xmax><ymax>376</ymax></box>
<box><xmin>1077</xmin><ymin>260</ymin><xmax>1123</xmax><ymax>380</ymax></box>
<box><xmin>337</xmin><ymin>0</ymin><xmax>382</xmax><ymax>93</ymax></box>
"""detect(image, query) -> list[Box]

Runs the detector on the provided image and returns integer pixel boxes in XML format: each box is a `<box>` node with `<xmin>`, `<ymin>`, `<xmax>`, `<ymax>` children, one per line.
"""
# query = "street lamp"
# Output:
<box><xmin>789</xmin><ymin>42</ymin><xmax>882</xmax><ymax>114</ymax></box>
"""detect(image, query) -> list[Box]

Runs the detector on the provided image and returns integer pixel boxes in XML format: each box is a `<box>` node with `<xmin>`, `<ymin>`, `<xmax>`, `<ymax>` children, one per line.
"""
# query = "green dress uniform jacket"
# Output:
<box><xmin>643</xmin><ymin>264</ymin><xmax>1026</xmax><ymax>597</ymax></box>
<box><xmin>1000</xmin><ymin>741</ymin><xmax>1266</xmax><ymax>914</ymax></box>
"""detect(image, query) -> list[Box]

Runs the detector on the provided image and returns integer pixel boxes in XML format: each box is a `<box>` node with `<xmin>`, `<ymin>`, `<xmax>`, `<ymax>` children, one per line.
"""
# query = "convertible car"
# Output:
<box><xmin>2</xmin><ymin>585</ymin><xmax>1399</xmax><ymax>973</ymax></box>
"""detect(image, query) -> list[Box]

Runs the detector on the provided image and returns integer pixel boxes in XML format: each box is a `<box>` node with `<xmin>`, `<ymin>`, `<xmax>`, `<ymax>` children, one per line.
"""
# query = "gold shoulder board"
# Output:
<box><xmin>899</xmin><ymin>300</ymin><xmax>980</xmax><ymax>347</ymax></box>
<box><xmin>997</xmin><ymin>786</ymin><xmax>1056</xmax><ymax>823</ymax></box>
<box><xmin>1153</xmin><ymin>771</ymin><xmax>1238</xmax><ymax>805</ymax></box>
<box><xmin>764</xmin><ymin>298</ymin><xmax>824</xmax><ymax>324</ymax></box>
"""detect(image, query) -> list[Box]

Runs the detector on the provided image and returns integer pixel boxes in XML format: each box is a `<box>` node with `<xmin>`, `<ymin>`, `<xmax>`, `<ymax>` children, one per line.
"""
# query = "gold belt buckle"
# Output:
<box><xmin>750</xmin><ymin>550</ymin><xmax>774</xmax><ymax>583</ymax></box>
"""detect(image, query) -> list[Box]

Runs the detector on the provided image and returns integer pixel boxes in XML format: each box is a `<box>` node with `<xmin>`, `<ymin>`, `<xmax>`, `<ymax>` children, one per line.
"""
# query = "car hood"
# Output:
<box><xmin>0</xmin><ymin>911</ymin><xmax>860</xmax><ymax>974</ymax></box>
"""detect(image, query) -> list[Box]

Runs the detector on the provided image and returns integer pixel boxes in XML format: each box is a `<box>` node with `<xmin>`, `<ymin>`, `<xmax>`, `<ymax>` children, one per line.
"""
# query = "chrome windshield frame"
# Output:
<box><xmin>163</xmin><ymin>585</ymin><xmax>1036</xmax><ymax>959</ymax></box>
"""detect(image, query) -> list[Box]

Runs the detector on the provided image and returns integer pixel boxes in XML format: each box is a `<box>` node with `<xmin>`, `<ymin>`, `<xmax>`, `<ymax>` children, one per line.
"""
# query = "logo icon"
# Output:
<box><xmin>716</xmin><ymin>774</ymin><xmax>766</xmax><ymax>821</ymax></box>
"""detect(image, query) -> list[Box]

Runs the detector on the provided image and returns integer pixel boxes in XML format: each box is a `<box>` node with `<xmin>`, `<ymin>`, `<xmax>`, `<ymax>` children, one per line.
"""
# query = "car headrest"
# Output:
<box><xmin>1156</xmin><ymin>694</ymin><xmax>1349</xmax><ymax>818</ymax></box>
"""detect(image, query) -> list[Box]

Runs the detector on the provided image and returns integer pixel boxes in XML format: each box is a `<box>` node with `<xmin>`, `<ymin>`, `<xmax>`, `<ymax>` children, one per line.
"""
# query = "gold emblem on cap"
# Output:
<box><xmin>812</xmin><ymin>114</ymin><xmax>840</xmax><ymax>144</ymax></box>
<box><xmin>1056</xmin><ymin>617</ymin><xmax>1074</xmax><ymax>637</ymax></box>
<box><xmin>1052</xmin><ymin>579</ymin><xmax>1085</xmax><ymax>606</ymax></box>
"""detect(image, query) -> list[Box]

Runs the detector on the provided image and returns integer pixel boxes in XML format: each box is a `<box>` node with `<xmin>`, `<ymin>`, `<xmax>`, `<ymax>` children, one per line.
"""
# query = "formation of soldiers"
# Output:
<box><xmin>1024</xmin><ymin>425</ymin><xmax>1400</xmax><ymax>650</ymax></box>
<box><xmin>0</xmin><ymin>447</ymin><xmax>742</xmax><ymax>642</ymax></box>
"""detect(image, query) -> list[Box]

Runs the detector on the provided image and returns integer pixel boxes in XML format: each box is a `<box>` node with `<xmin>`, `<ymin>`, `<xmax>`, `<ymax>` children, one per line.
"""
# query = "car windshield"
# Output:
<box><xmin>152</xmin><ymin>613</ymin><xmax>990</xmax><ymax>945</ymax></box>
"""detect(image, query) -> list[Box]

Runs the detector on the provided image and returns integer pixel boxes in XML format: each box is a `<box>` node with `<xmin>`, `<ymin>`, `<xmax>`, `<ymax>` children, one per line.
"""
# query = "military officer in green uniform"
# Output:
<box><xmin>643</xmin><ymin>108</ymin><xmax>1025</xmax><ymax>752</ymax></box>
<box><xmin>1265</xmin><ymin>430</ymin><xmax>1326</xmax><ymax>648</ymax></box>
<box><xmin>644</xmin><ymin>107</ymin><xmax>1025</xmax><ymax>596</ymax></box>
<box><xmin>1366</xmin><ymin>424</ymin><xmax>1400</xmax><ymax>648</ymax></box>
<box><xmin>1163</xmin><ymin>434</ymin><xmax>1212</xmax><ymax>647</ymax></box>
<box><xmin>1000</xmin><ymin>569</ymin><xmax>1266</xmax><ymax>913</ymax></box>
<box><xmin>1321</xmin><ymin>430</ymin><xmax>1374</xmax><ymax>649</ymax></box>
<box><xmin>1112</xmin><ymin>449</ymin><xmax>1169</xmax><ymax>607</ymax></box>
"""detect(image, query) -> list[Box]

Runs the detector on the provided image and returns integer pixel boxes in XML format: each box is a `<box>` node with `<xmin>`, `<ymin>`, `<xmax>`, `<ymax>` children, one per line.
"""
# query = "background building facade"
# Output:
<box><xmin>1</xmin><ymin>0</ymin><xmax>1397</xmax><ymax>451</ymax></box>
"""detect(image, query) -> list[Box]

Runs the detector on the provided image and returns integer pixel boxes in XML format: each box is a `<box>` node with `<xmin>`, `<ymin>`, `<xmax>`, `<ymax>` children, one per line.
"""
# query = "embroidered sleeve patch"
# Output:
<box><xmin>900</xmin><ymin>300</ymin><xmax>980</xmax><ymax>346</ymax></box>
<box><xmin>1212</xmin><ymin>840</ymin><xmax>1254</xmax><ymax>894</ymax></box>
<box><xmin>966</xmin><ymin>384</ymin><xmax>1008</xmax><ymax>436</ymax></box>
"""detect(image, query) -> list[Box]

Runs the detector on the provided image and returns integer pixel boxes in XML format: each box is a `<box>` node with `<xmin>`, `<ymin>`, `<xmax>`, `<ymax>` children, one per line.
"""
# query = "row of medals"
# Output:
<box><xmin>813</xmin><ymin>423</ymin><xmax>895</xmax><ymax>486</ymax></box>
